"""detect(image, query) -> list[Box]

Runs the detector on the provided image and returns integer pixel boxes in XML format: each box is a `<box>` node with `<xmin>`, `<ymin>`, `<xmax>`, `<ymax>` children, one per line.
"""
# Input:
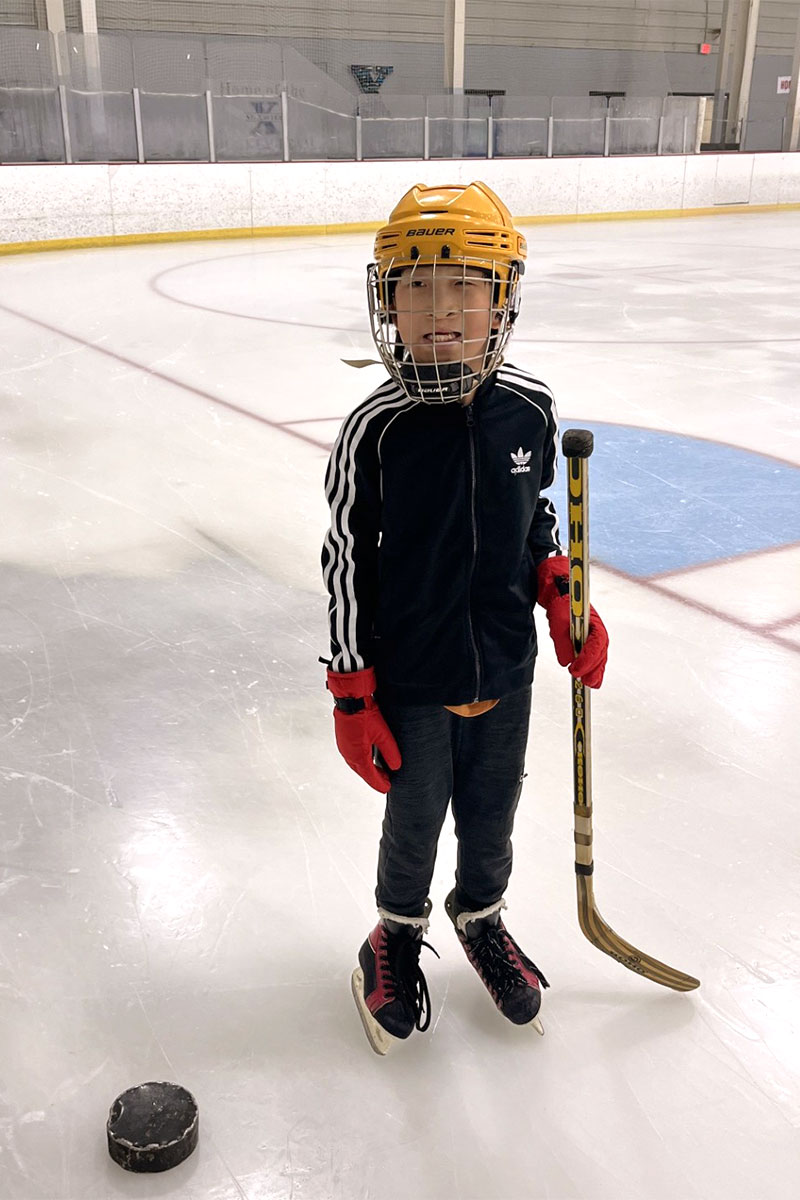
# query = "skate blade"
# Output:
<box><xmin>351</xmin><ymin>968</ymin><xmax>394</xmax><ymax>1056</ymax></box>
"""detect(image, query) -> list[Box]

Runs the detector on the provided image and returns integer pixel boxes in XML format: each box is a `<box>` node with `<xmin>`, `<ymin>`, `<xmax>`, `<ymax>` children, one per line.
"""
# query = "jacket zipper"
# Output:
<box><xmin>465</xmin><ymin>403</ymin><xmax>481</xmax><ymax>701</ymax></box>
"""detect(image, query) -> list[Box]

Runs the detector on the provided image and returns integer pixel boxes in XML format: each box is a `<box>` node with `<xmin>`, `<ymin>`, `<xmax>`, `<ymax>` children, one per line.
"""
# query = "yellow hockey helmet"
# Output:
<box><xmin>373</xmin><ymin>181</ymin><xmax>526</xmax><ymax>301</ymax></box>
<box><xmin>367</xmin><ymin>182</ymin><xmax>527</xmax><ymax>403</ymax></box>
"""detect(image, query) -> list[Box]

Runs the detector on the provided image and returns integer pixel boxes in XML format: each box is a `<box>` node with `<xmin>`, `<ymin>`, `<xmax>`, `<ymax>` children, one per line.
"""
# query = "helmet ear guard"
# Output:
<box><xmin>367</xmin><ymin>182</ymin><xmax>527</xmax><ymax>404</ymax></box>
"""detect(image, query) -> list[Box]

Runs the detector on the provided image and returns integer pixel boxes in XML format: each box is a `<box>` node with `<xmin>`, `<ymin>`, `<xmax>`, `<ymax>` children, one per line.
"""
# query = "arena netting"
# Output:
<box><xmin>1</xmin><ymin>2</ymin><xmax>794</xmax><ymax>162</ymax></box>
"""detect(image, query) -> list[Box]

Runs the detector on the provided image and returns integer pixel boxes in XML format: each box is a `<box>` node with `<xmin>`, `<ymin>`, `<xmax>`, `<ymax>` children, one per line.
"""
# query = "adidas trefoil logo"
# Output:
<box><xmin>510</xmin><ymin>447</ymin><xmax>532</xmax><ymax>475</ymax></box>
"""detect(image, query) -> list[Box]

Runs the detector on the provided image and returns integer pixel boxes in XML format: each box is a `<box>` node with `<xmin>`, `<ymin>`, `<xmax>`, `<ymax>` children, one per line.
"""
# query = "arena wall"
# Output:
<box><xmin>2</xmin><ymin>152</ymin><xmax>800</xmax><ymax>250</ymax></box>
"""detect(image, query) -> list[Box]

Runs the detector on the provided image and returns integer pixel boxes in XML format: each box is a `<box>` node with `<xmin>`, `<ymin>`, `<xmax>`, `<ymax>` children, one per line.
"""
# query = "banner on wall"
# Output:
<box><xmin>350</xmin><ymin>65</ymin><xmax>394</xmax><ymax>93</ymax></box>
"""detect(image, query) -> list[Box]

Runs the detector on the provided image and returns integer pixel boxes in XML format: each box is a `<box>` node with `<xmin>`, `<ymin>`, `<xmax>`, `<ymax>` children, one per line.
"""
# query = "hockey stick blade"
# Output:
<box><xmin>577</xmin><ymin>875</ymin><xmax>700</xmax><ymax>991</ymax></box>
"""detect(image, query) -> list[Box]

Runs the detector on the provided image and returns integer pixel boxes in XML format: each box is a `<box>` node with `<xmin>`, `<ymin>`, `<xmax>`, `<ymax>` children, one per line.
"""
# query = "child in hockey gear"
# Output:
<box><xmin>322</xmin><ymin>182</ymin><xmax>608</xmax><ymax>1048</ymax></box>
<box><xmin>351</xmin><ymin>909</ymin><xmax>439</xmax><ymax>1056</ymax></box>
<box><xmin>445</xmin><ymin>890</ymin><xmax>549</xmax><ymax>1035</ymax></box>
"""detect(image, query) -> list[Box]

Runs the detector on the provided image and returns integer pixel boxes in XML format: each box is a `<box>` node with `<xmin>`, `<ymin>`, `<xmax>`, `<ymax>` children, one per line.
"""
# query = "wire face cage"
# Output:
<box><xmin>366</xmin><ymin>255</ymin><xmax>523</xmax><ymax>404</ymax></box>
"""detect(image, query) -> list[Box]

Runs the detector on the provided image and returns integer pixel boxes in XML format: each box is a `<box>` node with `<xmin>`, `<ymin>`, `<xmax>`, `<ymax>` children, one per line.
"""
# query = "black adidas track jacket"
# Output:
<box><xmin>322</xmin><ymin>364</ymin><xmax>562</xmax><ymax>706</ymax></box>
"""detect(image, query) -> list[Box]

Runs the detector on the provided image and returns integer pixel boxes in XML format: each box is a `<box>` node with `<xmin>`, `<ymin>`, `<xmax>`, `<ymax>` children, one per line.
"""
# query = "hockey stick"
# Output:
<box><xmin>562</xmin><ymin>429</ymin><xmax>700</xmax><ymax>992</ymax></box>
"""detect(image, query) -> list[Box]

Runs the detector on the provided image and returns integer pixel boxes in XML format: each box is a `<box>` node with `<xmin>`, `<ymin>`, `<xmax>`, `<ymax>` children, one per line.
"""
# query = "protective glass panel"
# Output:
<box><xmin>285</xmin><ymin>96</ymin><xmax>356</xmax><ymax>161</ymax></box>
<box><xmin>661</xmin><ymin>96</ymin><xmax>700</xmax><ymax>155</ymax></box>
<box><xmin>608</xmin><ymin>96</ymin><xmax>662</xmax><ymax>156</ymax></box>
<box><xmin>206</xmin><ymin>36</ymin><xmax>283</xmax><ymax>96</ymax></box>
<box><xmin>139</xmin><ymin>93</ymin><xmax>208</xmax><ymax>161</ymax></box>
<box><xmin>131</xmin><ymin>35</ymin><xmax>206</xmax><ymax>93</ymax></box>
<box><xmin>0</xmin><ymin>88</ymin><xmax>64</xmax><ymax>162</ymax></box>
<box><xmin>359</xmin><ymin>95</ymin><xmax>425</xmax><ymax>159</ymax></box>
<box><xmin>212</xmin><ymin>94</ymin><xmax>283</xmax><ymax>161</ymax></box>
<box><xmin>58</xmin><ymin>32</ymin><xmax>135</xmax><ymax>91</ymax></box>
<box><xmin>427</xmin><ymin>94</ymin><xmax>489</xmax><ymax>159</ymax></box>
<box><xmin>64</xmin><ymin>89</ymin><xmax>138</xmax><ymax>162</ymax></box>
<box><xmin>551</xmin><ymin>96</ymin><xmax>606</xmax><ymax>157</ymax></box>
<box><xmin>0</xmin><ymin>28</ymin><xmax>58</xmax><ymax>88</ymax></box>
<box><xmin>491</xmin><ymin>96</ymin><xmax>550</xmax><ymax>158</ymax></box>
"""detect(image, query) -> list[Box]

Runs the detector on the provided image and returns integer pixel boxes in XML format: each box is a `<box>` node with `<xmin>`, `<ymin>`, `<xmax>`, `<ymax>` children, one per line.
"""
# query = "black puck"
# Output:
<box><xmin>107</xmin><ymin>1081</ymin><xmax>199</xmax><ymax>1173</ymax></box>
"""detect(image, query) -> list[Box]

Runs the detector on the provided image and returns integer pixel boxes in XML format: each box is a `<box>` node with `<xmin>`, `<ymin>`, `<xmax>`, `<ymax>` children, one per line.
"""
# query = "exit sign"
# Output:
<box><xmin>699</xmin><ymin>43</ymin><xmax>711</xmax><ymax>55</ymax></box>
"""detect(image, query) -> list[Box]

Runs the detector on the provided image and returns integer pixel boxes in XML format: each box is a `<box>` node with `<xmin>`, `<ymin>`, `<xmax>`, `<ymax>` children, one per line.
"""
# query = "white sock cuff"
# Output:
<box><xmin>378</xmin><ymin>906</ymin><xmax>431</xmax><ymax>933</ymax></box>
<box><xmin>455</xmin><ymin>898</ymin><xmax>506</xmax><ymax>935</ymax></box>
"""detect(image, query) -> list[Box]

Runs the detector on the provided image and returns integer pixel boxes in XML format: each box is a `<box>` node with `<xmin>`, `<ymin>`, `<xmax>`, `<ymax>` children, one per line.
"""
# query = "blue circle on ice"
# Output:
<box><xmin>549</xmin><ymin>423</ymin><xmax>800</xmax><ymax>578</ymax></box>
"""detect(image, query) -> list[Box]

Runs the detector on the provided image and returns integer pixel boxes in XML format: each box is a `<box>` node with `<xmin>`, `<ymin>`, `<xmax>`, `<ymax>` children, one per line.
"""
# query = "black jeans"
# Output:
<box><xmin>376</xmin><ymin>686</ymin><xmax>532</xmax><ymax>917</ymax></box>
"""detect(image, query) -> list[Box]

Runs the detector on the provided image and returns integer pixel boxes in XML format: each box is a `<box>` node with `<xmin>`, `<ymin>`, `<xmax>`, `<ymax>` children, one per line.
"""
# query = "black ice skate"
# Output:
<box><xmin>445</xmin><ymin>890</ymin><xmax>549</xmax><ymax>1035</ymax></box>
<box><xmin>351</xmin><ymin>909</ymin><xmax>438</xmax><ymax>1055</ymax></box>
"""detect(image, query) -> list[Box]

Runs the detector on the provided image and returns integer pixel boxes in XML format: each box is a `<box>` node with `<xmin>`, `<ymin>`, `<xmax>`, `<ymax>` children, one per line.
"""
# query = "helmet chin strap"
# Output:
<box><xmin>398</xmin><ymin>361</ymin><xmax>477</xmax><ymax>403</ymax></box>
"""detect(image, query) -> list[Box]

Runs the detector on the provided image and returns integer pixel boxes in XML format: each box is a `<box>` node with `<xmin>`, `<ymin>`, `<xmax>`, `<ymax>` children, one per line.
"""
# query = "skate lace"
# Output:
<box><xmin>469</xmin><ymin>926</ymin><xmax>550</xmax><ymax>999</ymax></box>
<box><xmin>382</xmin><ymin>935</ymin><xmax>440</xmax><ymax>1032</ymax></box>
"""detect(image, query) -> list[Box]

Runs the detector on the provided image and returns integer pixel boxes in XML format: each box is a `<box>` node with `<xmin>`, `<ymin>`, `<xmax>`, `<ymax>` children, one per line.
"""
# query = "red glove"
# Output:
<box><xmin>536</xmin><ymin>556</ymin><xmax>609</xmax><ymax>689</ymax></box>
<box><xmin>326</xmin><ymin>666</ymin><xmax>402</xmax><ymax>793</ymax></box>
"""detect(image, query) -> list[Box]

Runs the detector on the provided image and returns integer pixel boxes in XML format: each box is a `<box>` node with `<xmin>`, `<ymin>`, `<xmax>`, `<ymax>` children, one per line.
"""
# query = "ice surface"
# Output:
<box><xmin>0</xmin><ymin>211</ymin><xmax>798</xmax><ymax>1199</ymax></box>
